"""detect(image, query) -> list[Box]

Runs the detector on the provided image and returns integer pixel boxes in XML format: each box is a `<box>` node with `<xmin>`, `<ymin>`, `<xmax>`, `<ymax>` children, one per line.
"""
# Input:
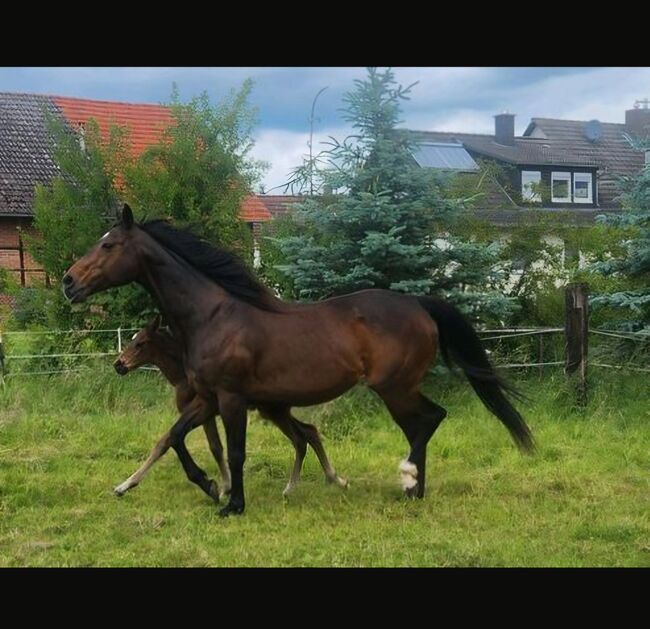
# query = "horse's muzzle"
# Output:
<box><xmin>113</xmin><ymin>360</ymin><xmax>130</xmax><ymax>376</ymax></box>
<box><xmin>61</xmin><ymin>274</ymin><xmax>87</xmax><ymax>303</ymax></box>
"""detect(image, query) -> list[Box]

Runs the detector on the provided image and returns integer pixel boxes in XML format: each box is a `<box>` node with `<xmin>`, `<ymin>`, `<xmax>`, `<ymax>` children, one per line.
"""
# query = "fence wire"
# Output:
<box><xmin>0</xmin><ymin>325</ymin><xmax>648</xmax><ymax>380</ymax></box>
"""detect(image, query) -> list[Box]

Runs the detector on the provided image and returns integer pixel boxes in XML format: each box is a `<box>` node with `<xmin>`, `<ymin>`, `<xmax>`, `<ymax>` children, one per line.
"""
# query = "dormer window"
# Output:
<box><xmin>573</xmin><ymin>173</ymin><xmax>593</xmax><ymax>204</ymax></box>
<box><xmin>551</xmin><ymin>172</ymin><xmax>571</xmax><ymax>203</ymax></box>
<box><xmin>521</xmin><ymin>170</ymin><xmax>542</xmax><ymax>203</ymax></box>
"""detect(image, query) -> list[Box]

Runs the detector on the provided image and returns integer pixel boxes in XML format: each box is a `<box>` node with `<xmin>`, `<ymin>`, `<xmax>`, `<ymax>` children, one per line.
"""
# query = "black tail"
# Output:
<box><xmin>417</xmin><ymin>296</ymin><xmax>535</xmax><ymax>453</ymax></box>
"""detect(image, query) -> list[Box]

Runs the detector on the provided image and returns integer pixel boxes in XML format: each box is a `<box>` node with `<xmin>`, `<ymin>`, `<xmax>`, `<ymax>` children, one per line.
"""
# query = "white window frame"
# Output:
<box><xmin>551</xmin><ymin>171</ymin><xmax>571</xmax><ymax>203</ymax></box>
<box><xmin>521</xmin><ymin>170</ymin><xmax>542</xmax><ymax>203</ymax></box>
<box><xmin>573</xmin><ymin>172</ymin><xmax>593</xmax><ymax>204</ymax></box>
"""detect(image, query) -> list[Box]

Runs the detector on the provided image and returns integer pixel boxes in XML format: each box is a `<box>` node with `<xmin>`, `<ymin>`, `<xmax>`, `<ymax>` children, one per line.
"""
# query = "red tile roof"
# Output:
<box><xmin>261</xmin><ymin>195</ymin><xmax>305</xmax><ymax>218</ymax></box>
<box><xmin>240</xmin><ymin>195</ymin><xmax>273</xmax><ymax>222</ymax></box>
<box><xmin>52</xmin><ymin>96</ymin><xmax>174</xmax><ymax>158</ymax></box>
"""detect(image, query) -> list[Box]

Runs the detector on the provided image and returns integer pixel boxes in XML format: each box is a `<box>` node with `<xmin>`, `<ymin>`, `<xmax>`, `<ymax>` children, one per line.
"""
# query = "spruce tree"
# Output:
<box><xmin>591</xmin><ymin>146</ymin><xmax>650</xmax><ymax>331</ymax></box>
<box><xmin>275</xmin><ymin>67</ymin><xmax>513</xmax><ymax>323</ymax></box>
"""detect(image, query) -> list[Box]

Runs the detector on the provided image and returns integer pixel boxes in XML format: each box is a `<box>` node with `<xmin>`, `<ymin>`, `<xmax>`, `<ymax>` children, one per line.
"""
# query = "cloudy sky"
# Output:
<box><xmin>2</xmin><ymin>67</ymin><xmax>649</xmax><ymax>191</ymax></box>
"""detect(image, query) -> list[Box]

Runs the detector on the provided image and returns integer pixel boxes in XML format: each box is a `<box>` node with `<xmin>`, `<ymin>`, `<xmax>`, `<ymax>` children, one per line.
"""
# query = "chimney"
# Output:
<box><xmin>494</xmin><ymin>111</ymin><xmax>515</xmax><ymax>146</ymax></box>
<box><xmin>625</xmin><ymin>99</ymin><xmax>650</xmax><ymax>137</ymax></box>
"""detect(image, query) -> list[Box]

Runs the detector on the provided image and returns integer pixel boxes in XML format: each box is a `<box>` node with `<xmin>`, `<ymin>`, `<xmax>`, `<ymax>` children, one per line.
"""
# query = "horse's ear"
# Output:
<box><xmin>150</xmin><ymin>314</ymin><xmax>162</xmax><ymax>332</ymax></box>
<box><xmin>122</xmin><ymin>203</ymin><xmax>134</xmax><ymax>230</ymax></box>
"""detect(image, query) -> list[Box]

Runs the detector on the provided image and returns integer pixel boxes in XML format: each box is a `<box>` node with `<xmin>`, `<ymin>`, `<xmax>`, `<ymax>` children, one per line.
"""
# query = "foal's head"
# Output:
<box><xmin>63</xmin><ymin>204</ymin><xmax>142</xmax><ymax>303</ymax></box>
<box><xmin>114</xmin><ymin>315</ymin><xmax>174</xmax><ymax>375</ymax></box>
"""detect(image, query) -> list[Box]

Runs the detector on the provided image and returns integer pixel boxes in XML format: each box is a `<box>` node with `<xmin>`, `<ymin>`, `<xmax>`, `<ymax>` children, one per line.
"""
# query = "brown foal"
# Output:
<box><xmin>112</xmin><ymin>315</ymin><xmax>347</xmax><ymax>499</ymax></box>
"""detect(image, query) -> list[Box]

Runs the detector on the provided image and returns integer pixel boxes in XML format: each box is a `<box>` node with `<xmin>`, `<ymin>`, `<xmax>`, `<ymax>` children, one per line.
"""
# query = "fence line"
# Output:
<box><xmin>2</xmin><ymin>327</ymin><xmax>141</xmax><ymax>337</ymax></box>
<box><xmin>1</xmin><ymin>321</ymin><xmax>648</xmax><ymax>378</ymax></box>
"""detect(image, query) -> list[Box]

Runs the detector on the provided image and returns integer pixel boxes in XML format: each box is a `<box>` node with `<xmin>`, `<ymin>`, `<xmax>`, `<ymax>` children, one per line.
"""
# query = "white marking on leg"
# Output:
<box><xmin>399</xmin><ymin>459</ymin><xmax>418</xmax><ymax>491</ymax></box>
<box><xmin>114</xmin><ymin>477</ymin><xmax>138</xmax><ymax>496</ymax></box>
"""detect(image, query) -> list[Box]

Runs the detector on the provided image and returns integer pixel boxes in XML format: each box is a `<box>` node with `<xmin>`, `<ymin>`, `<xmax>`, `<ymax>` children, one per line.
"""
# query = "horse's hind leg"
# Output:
<box><xmin>375</xmin><ymin>389</ymin><xmax>447</xmax><ymax>499</ymax></box>
<box><xmin>203</xmin><ymin>418</ymin><xmax>231</xmax><ymax>499</ymax></box>
<box><xmin>291</xmin><ymin>418</ymin><xmax>348</xmax><ymax>490</ymax></box>
<box><xmin>258</xmin><ymin>406</ymin><xmax>307</xmax><ymax>497</ymax></box>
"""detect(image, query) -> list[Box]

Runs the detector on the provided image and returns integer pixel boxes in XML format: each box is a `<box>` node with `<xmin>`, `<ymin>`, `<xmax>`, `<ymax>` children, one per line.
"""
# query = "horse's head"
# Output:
<box><xmin>63</xmin><ymin>204</ymin><xmax>141</xmax><ymax>303</ymax></box>
<box><xmin>114</xmin><ymin>314</ymin><xmax>165</xmax><ymax>375</ymax></box>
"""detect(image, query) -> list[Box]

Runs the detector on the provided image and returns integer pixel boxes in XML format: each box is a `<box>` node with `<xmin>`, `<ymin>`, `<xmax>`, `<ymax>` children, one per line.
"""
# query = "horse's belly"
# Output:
<box><xmin>246</xmin><ymin>352</ymin><xmax>362</xmax><ymax>406</ymax></box>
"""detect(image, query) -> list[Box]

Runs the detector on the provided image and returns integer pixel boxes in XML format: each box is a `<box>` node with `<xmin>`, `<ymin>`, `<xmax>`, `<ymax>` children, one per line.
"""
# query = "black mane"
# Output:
<box><xmin>139</xmin><ymin>219</ymin><xmax>278</xmax><ymax>311</ymax></box>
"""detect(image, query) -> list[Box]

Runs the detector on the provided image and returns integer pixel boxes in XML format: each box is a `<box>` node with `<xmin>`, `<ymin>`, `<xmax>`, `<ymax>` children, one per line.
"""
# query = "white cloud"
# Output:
<box><xmin>251</xmin><ymin>126</ymin><xmax>350</xmax><ymax>193</ymax></box>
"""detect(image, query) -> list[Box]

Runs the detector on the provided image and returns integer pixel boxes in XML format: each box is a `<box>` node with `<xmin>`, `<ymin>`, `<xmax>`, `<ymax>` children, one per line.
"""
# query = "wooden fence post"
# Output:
<box><xmin>17</xmin><ymin>230</ymin><xmax>26</xmax><ymax>287</ymax></box>
<box><xmin>565</xmin><ymin>283</ymin><xmax>589</xmax><ymax>406</ymax></box>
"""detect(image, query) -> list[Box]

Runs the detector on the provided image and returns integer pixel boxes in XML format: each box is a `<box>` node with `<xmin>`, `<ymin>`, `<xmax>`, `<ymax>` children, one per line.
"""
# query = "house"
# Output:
<box><xmin>0</xmin><ymin>92</ymin><xmax>272</xmax><ymax>288</ymax></box>
<box><xmin>408</xmin><ymin>103</ymin><xmax>650</xmax><ymax>225</ymax></box>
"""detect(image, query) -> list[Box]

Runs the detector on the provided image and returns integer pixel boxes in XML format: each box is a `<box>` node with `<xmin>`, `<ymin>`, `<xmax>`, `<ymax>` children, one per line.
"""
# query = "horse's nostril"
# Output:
<box><xmin>62</xmin><ymin>274</ymin><xmax>74</xmax><ymax>286</ymax></box>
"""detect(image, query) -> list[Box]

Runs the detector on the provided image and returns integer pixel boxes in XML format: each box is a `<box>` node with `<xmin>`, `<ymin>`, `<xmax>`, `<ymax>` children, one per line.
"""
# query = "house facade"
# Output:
<box><xmin>408</xmin><ymin>103</ymin><xmax>650</xmax><ymax>224</ymax></box>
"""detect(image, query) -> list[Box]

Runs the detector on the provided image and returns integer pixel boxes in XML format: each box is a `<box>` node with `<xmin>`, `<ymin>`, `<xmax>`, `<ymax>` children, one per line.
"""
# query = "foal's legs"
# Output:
<box><xmin>258</xmin><ymin>407</ymin><xmax>306</xmax><ymax>497</ymax></box>
<box><xmin>375</xmin><ymin>389</ymin><xmax>447</xmax><ymax>498</ymax></box>
<box><xmin>114</xmin><ymin>415</ymin><xmax>228</xmax><ymax>498</ymax></box>
<box><xmin>114</xmin><ymin>431</ymin><xmax>173</xmax><ymax>496</ymax></box>
<box><xmin>203</xmin><ymin>419</ymin><xmax>231</xmax><ymax>498</ymax></box>
<box><xmin>293</xmin><ymin>418</ymin><xmax>348</xmax><ymax>490</ymax></box>
<box><xmin>258</xmin><ymin>406</ymin><xmax>348</xmax><ymax>496</ymax></box>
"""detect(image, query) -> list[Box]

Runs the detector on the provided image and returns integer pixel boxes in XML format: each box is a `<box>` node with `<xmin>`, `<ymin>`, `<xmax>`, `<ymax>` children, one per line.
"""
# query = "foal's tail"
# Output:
<box><xmin>417</xmin><ymin>296</ymin><xmax>535</xmax><ymax>453</ymax></box>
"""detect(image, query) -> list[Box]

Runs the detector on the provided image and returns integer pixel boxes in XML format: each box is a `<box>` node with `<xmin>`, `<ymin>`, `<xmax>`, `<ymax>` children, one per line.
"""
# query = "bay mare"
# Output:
<box><xmin>64</xmin><ymin>205</ymin><xmax>534</xmax><ymax>516</ymax></box>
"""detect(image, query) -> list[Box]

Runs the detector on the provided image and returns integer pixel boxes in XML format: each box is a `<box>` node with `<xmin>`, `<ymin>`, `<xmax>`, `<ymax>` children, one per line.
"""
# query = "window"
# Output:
<box><xmin>573</xmin><ymin>173</ymin><xmax>593</xmax><ymax>204</ymax></box>
<box><xmin>551</xmin><ymin>172</ymin><xmax>571</xmax><ymax>203</ymax></box>
<box><xmin>521</xmin><ymin>170</ymin><xmax>542</xmax><ymax>202</ymax></box>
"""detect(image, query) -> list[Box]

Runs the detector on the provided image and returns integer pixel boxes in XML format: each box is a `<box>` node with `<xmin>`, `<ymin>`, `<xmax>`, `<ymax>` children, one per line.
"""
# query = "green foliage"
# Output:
<box><xmin>591</xmin><ymin>149</ymin><xmax>650</xmax><ymax>331</ymax></box>
<box><xmin>124</xmin><ymin>82</ymin><xmax>264</xmax><ymax>259</ymax></box>
<box><xmin>274</xmin><ymin>68</ymin><xmax>513</xmax><ymax>324</ymax></box>
<box><xmin>20</xmin><ymin>83</ymin><xmax>263</xmax><ymax>332</ymax></box>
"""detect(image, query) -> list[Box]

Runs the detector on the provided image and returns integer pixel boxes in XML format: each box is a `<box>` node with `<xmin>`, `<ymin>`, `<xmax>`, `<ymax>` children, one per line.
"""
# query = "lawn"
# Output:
<box><xmin>0</xmin><ymin>367</ymin><xmax>648</xmax><ymax>567</ymax></box>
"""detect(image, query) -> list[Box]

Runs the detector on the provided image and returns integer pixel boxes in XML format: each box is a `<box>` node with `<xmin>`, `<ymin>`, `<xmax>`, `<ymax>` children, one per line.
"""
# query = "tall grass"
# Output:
<box><xmin>0</xmin><ymin>366</ymin><xmax>648</xmax><ymax>566</ymax></box>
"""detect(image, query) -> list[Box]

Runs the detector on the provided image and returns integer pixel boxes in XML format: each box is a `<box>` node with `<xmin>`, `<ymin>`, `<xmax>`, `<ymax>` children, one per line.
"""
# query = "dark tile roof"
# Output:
<box><xmin>523</xmin><ymin>118</ymin><xmax>646</xmax><ymax>207</ymax></box>
<box><xmin>0</xmin><ymin>93</ymin><xmax>62</xmax><ymax>216</ymax></box>
<box><xmin>409</xmin><ymin>130</ymin><xmax>598</xmax><ymax>168</ymax></box>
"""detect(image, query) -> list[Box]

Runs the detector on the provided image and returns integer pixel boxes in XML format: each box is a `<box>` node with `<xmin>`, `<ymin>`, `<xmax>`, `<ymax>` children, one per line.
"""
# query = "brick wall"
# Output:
<box><xmin>0</xmin><ymin>216</ymin><xmax>48</xmax><ymax>287</ymax></box>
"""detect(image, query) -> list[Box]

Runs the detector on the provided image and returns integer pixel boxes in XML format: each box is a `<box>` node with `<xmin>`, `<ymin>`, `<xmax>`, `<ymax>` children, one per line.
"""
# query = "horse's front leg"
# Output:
<box><xmin>218</xmin><ymin>392</ymin><xmax>248</xmax><ymax>517</ymax></box>
<box><xmin>168</xmin><ymin>396</ymin><xmax>221</xmax><ymax>503</ymax></box>
<box><xmin>114</xmin><ymin>431</ymin><xmax>173</xmax><ymax>496</ymax></box>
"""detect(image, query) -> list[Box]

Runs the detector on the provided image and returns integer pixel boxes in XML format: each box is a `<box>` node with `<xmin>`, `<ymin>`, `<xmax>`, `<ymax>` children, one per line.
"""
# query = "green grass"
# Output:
<box><xmin>0</xmin><ymin>367</ymin><xmax>649</xmax><ymax>566</ymax></box>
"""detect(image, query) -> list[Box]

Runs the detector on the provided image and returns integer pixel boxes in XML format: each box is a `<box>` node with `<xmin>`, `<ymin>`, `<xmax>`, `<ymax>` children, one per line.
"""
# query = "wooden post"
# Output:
<box><xmin>17</xmin><ymin>230</ymin><xmax>26</xmax><ymax>287</ymax></box>
<box><xmin>565</xmin><ymin>283</ymin><xmax>589</xmax><ymax>406</ymax></box>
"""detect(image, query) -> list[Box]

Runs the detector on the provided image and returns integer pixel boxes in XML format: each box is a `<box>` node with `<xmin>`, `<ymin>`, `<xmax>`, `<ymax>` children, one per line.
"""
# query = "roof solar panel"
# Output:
<box><xmin>411</xmin><ymin>142</ymin><xmax>479</xmax><ymax>171</ymax></box>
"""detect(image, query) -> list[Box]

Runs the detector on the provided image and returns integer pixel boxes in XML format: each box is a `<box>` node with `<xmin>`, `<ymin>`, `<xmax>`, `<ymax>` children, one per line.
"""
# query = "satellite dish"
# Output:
<box><xmin>584</xmin><ymin>119</ymin><xmax>603</xmax><ymax>143</ymax></box>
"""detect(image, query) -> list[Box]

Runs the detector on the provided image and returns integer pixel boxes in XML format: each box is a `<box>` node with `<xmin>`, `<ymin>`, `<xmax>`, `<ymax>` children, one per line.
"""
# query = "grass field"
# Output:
<box><xmin>0</xmin><ymin>366</ymin><xmax>648</xmax><ymax>567</ymax></box>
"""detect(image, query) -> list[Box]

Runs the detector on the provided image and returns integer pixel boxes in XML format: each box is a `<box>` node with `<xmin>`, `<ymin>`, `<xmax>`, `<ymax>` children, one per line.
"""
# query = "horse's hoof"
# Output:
<box><xmin>114</xmin><ymin>483</ymin><xmax>134</xmax><ymax>497</ymax></box>
<box><xmin>207</xmin><ymin>480</ymin><xmax>221</xmax><ymax>504</ymax></box>
<box><xmin>404</xmin><ymin>484</ymin><xmax>419</xmax><ymax>499</ymax></box>
<box><xmin>219</xmin><ymin>502</ymin><xmax>245</xmax><ymax>517</ymax></box>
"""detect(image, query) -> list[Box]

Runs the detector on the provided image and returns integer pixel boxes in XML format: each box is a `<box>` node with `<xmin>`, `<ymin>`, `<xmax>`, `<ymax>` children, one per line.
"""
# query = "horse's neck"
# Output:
<box><xmin>138</xmin><ymin>246</ymin><xmax>232</xmax><ymax>344</ymax></box>
<box><xmin>156</xmin><ymin>351</ymin><xmax>186</xmax><ymax>387</ymax></box>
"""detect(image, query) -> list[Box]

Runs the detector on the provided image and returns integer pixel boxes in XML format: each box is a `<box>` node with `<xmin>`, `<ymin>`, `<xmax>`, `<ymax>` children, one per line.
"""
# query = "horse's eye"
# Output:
<box><xmin>102</xmin><ymin>242</ymin><xmax>114</xmax><ymax>250</ymax></box>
